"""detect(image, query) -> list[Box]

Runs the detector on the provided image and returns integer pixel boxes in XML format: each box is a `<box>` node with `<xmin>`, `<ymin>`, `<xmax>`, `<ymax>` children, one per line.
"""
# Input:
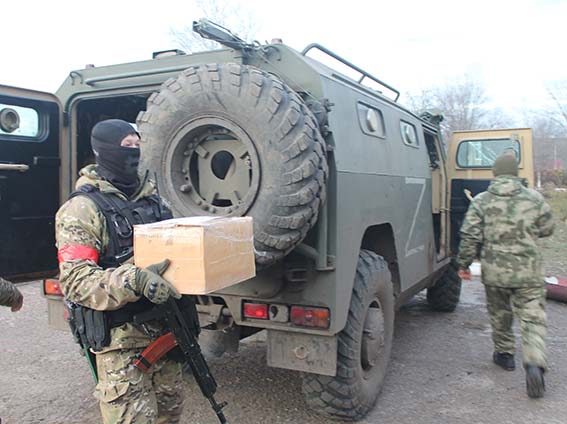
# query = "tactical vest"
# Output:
<box><xmin>67</xmin><ymin>184</ymin><xmax>173</xmax><ymax>351</ymax></box>
<box><xmin>69</xmin><ymin>184</ymin><xmax>173</xmax><ymax>268</ymax></box>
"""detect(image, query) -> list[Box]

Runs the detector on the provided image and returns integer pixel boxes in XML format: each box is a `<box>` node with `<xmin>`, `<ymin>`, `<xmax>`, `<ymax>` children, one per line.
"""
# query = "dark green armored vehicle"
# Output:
<box><xmin>0</xmin><ymin>20</ymin><xmax>461</xmax><ymax>420</ymax></box>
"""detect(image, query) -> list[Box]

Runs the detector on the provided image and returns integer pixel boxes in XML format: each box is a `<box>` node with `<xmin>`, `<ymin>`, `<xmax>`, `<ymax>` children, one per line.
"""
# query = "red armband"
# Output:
<box><xmin>58</xmin><ymin>245</ymin><xmax>99</xmax><ymax>264</ymax></box>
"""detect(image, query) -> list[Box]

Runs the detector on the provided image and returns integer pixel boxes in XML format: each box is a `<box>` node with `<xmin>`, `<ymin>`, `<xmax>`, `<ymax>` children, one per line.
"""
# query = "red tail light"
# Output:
<box><xmin>290</xmin><ymin>306</ymin><xmax>330</xmax><ymax>329</ymax></box>
<box><xmin>243</xmin><ymin>302</ymin><xmax>269</xmax><ymax>320</ymax></box>
<box><xmin>44</xmin><ymin>279</ymin><xmax>63</xmax><ymax>296</ymax></box>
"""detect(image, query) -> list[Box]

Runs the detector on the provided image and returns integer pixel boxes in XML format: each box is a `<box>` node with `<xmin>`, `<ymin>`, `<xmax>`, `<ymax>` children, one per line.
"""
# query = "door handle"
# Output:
<box><xmin>0</xmin><ymin>163</ymin><xmax>29</xmax><ymax>172</ymax></box>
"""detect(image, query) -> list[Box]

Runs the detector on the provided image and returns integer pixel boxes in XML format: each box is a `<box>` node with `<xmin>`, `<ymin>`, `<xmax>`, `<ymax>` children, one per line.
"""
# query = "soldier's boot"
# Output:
<box><xmin>525</xmin><ymin>365</ymin><xmax>545</xmax><ymax>399</ymax></box>
<box><xmin>493</xmin><ymin>352</ymin><xmax>515</xmax><ymax>371</ymax></box>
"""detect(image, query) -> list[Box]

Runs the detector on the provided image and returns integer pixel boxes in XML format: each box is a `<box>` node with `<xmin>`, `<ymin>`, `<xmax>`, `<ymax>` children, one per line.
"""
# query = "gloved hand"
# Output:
<box><xmin>135</xmin><ymin>259</ymin><xmax>181</xmax><ymax>304</ymax></box>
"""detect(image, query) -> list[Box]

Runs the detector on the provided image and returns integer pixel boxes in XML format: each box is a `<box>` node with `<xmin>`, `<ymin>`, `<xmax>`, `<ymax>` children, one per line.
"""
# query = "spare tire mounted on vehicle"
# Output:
<box><xmin>138</xmin><ymin>63</ymin><xmax>328</xmax><ymax>266</ymax></box>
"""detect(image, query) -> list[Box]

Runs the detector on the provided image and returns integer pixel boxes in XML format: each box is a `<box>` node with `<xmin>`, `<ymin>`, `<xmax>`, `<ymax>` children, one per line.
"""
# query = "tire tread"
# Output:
<box><xmin>138</xmin><ymin>63</ymin><xmax>328</xmax><ymax>266</ymax></box>
<box><xmin>302</xmin><ymin>250</ymin><xmax>393</xmax><ymax>420</ymax></box>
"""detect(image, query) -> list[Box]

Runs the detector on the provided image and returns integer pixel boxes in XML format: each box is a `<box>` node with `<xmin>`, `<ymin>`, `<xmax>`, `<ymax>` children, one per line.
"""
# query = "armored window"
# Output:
<box><xmin>457</xmin><ymin>138</ymin><xmax>520</xmax><ymax>168</ymax></box>
<box><xmin>0</xmin><ymin>104</ymin><xmax>40</xmax><ymax>139</ymax></box>
<box><xmin>357</xmin><ymin>102</ymin><xmax>385</xmax><ymax>138</ymax></box>
<box><xmin>400</xmin><ymin>121</ymin><xmax>418</xmax><ymax>147</ymax></box>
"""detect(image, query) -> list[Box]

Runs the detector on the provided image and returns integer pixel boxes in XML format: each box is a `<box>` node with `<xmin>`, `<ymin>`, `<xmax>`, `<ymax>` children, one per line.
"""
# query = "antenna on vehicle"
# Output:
<box><xmin>192</xmin><ymin>18</ymin><xmax>257</xmax><ymax>56</ymax></box>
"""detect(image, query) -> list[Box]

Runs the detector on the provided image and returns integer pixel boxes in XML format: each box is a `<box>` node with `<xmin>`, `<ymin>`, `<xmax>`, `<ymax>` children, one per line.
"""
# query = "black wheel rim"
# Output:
<box><xmin>164</xmin><ymin>116</ymin><xmax>261</xmax><ymax>216</ymax></box>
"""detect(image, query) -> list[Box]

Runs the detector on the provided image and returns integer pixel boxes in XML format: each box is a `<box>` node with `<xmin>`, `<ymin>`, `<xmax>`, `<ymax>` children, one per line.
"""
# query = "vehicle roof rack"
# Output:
<box><xmin>301</xmin><ymin>43</ymin><xmax>400</xmax><ymax>101</ymax></box>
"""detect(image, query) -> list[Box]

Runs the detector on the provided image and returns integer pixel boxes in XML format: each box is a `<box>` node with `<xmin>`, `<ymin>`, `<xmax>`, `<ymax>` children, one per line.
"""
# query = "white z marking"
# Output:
<box><xmin>404</xmin><ymin>177</ymin><xmax>426</xmax><ymax>257</ymax></box>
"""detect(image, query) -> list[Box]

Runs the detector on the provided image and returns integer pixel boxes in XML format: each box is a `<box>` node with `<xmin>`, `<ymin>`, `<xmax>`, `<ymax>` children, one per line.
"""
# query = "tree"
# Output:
<box><xmin>520</xmin><ymin>81</ymin><xmax>567</xmax><ymax>175</ymax></box>
<box><xmin>405</xmin><ymin>75</ymin><xmax>514</xmax><ymax>143</ymax></box>
<box><xmin>522</xmin><ymin>113</ymin><xmax>563</xmax><ymax>140</ymax></box>
<box><xmin>545</xmin><ymin>80</ymin><xmax>567</xmax><ymax>136</ymax></box>
<box><xmin>170</xmin><ymin>0</ymin><xmax>260</xmax><ymax>53</ymax></box>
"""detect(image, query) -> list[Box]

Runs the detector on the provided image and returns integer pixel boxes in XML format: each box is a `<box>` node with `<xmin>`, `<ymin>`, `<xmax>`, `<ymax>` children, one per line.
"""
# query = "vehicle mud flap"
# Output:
<box><xmin>267</xmin><ymin>330</ymin><xmax>337</xmax><ymax>376</ymax></box>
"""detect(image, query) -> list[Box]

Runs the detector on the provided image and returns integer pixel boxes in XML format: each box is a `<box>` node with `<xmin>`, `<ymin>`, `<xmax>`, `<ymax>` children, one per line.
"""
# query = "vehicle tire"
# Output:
<box><xmin>302</xmin><ymin>250</ymin><xmax>394</xmax><ymax>420</ymax></box>
<box><xmin>137</xmin><ymin>63</ymin><xmax>328</xmax><ymax>266</ymax></box>
<box><xmin>426</xmin><ymin>260</ymin><xmax>462</xmax><ymax>312</ymax></box>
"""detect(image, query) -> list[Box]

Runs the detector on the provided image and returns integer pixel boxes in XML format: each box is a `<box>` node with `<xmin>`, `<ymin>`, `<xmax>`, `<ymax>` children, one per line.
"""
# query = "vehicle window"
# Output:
<box><xmin>357</xmin><ymin>102</ymin><xmax>385</xmax><ymax>138</ymax></box>
<box><xmin>457</xmin><ymin>138</ymin><xmax>520</xmax><ymax>168</ymax></box>
<box><xmin>0</xmin><ymin>104</ymin><xmax>40</xmax><ymax>138</ymax></box>
<box><xmin>400</xmin><ymin>121</ymin><xmax>418</xmax><ymax>147</ymax></box>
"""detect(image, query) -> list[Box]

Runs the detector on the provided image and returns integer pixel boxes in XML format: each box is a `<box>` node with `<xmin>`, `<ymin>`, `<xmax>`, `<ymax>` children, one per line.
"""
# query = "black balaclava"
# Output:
<box><xmin>91</xmin><ymin>119</ymin><xmax>140</xmax><ymax>197</ymax></box>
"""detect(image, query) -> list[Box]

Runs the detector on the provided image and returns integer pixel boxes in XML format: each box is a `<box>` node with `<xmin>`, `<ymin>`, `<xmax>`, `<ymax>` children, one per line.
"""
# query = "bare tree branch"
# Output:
<box><xmin>546</xmin><ymin>82</ymin><xmax>567</xmax><ymax>133</ymax></box>
<box><xmin>405</xmin><ymin>75</ymin><xmax>514</xmax><ymax>143</ymax></box>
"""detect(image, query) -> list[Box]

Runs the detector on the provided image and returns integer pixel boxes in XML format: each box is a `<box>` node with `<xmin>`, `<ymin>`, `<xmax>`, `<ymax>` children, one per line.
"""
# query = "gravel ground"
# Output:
<box><xmin>1</xmin><ymin>276</ymin><xmax>566</xmax><ymax>424</ymax></box>
<box><xmin>541</xmin><ymin>193</ymin><xmax>567</xmax><ymax>277</ymax></box>
<box><xmin>540</xmin><ymin>220</ymin><xmax>567</xmax><ymax>278</ymax></box>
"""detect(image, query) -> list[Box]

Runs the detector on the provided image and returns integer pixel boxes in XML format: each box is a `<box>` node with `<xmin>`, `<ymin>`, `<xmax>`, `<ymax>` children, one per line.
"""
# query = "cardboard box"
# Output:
<box><xmin>134</xmin><ymin>216</ymin><xmax>255</xmax><ymax>294</ymax></box>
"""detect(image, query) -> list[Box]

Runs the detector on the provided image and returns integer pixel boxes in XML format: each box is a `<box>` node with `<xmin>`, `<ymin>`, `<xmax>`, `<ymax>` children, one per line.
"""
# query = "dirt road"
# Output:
<box><xmin>1</xmin><ymin>278</ymin><xmax>566</xmax><ymax>424</ymax></box>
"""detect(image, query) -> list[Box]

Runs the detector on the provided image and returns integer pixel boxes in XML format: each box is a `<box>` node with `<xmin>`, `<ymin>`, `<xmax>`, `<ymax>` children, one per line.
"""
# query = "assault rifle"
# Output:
<box><xmin>133</xmin><ymin>296</ymin><xmax>228</xmax><ymax>424</ymax></box>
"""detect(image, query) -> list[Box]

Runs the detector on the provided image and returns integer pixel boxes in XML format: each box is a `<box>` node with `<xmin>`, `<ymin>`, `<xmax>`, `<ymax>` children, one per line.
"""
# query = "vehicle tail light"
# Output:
<box><xmin>243</xmin><ymin>302</ymin><xmax>269</xmax><ymax>320</ymax></box>
<box><xmin>43</xmin><ymin>279</ymin><xmax>63</xmax><ymax>296</ymax></box>
<box><xmin>290</xmin><ymin>306</ymin><xmax>330</xmax><ymax>329</ymax></box>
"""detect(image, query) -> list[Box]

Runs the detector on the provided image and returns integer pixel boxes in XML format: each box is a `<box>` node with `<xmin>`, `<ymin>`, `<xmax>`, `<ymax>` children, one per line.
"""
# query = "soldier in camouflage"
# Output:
<box><xmin>0</xmin><ymin>277</ymin><xmax>23</xmax><ymax>312</ymax></box>
<box><xmin>457</xmin><ymin>151</ymin><xmax>554</xmax><ymax>399</ymax></box>
<box><xmin>56</xmin><ymin>119</ymin><xmax>184</xmax><ymax>423</ymax></box>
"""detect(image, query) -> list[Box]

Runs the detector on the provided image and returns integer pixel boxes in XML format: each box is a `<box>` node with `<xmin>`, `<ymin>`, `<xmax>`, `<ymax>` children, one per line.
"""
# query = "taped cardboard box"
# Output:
<box><xmin>134</xmin><ymin>216</ymin><xmax>255</xmax><ymax>294</ymax></box>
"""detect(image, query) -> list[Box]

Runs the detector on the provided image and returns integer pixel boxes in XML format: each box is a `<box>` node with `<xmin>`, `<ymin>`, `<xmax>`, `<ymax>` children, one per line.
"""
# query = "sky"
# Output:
<box><xmin>2</xmin><ymin>0</ymin><xmax>565</xmax><ymax>120</ymax></box>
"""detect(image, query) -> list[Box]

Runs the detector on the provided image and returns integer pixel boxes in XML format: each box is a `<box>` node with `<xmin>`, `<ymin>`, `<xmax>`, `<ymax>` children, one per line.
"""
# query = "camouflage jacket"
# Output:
<box><xmin>0</xmin><ymin>277</ymin><xmax>22</xmax><ymax>308</ymax></box>
<box><xmin>457</xmin><ymin>176</ymin><xmax>554</xmax><ymax>287</ymax></box>
<box><xmin>56</xmin><ymin>165</ymin><xmax>164</xmax><ymax>351</ymax></box>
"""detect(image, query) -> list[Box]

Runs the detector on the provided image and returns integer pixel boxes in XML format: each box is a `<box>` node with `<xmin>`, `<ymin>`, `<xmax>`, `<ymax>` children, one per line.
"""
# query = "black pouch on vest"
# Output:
<box><xmin>67</xmin><ymin>302</ymin><xmax>90</xmax><ymax>348</ymax></box>
<box><xmin>84</xmin><ymin>308</ymin><xmax>111</xmax><ymax>352</ymax></box>
<box><xmin>68</xmin><ymin>304</ymin><xmax>111</xmax><ymax>352</ymax></box>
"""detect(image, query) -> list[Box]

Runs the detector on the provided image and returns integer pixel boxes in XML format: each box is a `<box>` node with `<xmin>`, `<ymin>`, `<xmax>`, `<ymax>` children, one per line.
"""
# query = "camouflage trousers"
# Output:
<box><xmin>94</xmin><ymin>348</ymin><xmax>184</xmax><ymax>424</ymax></box>
<box><xmin>484</xmin><ymin>285</ymin><xmax>547</xmax><ymax>369</ymax></box>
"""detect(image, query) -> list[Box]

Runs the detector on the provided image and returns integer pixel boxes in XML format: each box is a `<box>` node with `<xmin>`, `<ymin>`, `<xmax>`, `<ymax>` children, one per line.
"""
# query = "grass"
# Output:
<box><xmin>539</xmin><ymin>191</ymin><xmax>567</xmax><ymax>277</ymax></box>
<box><xmin>546</xmin><ymin>190</ymin><xmax>567</xmax><ymax>223</ymax></box>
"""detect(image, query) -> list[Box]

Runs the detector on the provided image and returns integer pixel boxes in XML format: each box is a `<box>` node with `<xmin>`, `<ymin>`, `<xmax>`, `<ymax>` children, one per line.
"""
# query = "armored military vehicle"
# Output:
<box><xmin>1</xmin><ymin>19</ymin><xmax>532</xmax><ymax>420</ymax></box>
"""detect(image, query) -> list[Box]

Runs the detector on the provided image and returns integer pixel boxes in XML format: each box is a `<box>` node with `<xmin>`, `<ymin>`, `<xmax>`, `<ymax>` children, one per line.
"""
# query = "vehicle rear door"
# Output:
<box><xmin>0</xmin><ymin>85</ymin><xmax>61</xmax><ymax>280</ymax></box>
<box><xmin>446</xmin><ymin>128</ymin><xmax>534</xmax><ymax>254</ymax></box>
